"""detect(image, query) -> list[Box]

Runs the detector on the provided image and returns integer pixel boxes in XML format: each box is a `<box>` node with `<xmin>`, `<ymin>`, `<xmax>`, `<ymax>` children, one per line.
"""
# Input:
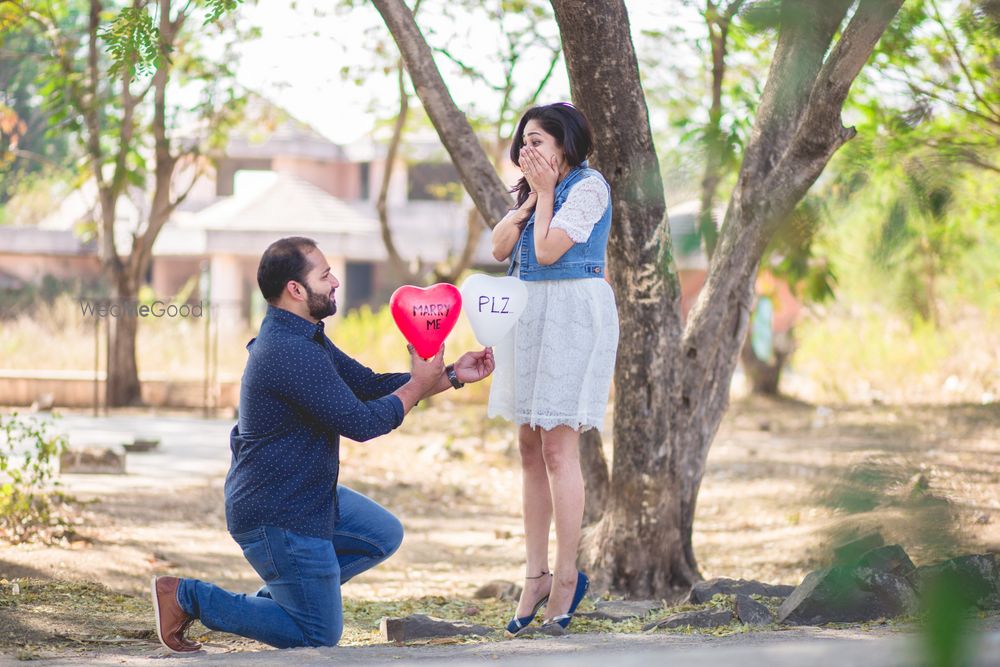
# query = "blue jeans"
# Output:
<box><xmin>176</xmin><ymin>486</ymin><xmax>404</xmax><ymax>648</ymax></box>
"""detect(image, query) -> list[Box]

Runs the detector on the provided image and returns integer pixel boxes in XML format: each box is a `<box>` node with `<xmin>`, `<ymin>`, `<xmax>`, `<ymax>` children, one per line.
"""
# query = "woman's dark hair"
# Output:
<box><xmin>257</xmin><ymin>236</ymin><xmax>318</xmax><ymax>304</ymax></box>
<box><xmin>509</xmin><ymin>102</ymin><xmax>593</xmax><ymax>208</ymax></box>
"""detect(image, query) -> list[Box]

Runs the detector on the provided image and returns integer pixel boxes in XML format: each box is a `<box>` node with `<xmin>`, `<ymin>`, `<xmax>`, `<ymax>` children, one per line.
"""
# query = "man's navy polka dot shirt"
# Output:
<box><xmin>224</xmin><ymin>305</ymin><xmax>410</xmax><ymax>540</ymax></box>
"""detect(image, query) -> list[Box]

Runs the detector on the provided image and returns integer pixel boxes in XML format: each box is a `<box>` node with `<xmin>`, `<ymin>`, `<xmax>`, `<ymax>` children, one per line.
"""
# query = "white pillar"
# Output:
<box><xmin>209</xmin><ymin>253</ymin><xmax>245</xmax><ymax>330</ymax></box>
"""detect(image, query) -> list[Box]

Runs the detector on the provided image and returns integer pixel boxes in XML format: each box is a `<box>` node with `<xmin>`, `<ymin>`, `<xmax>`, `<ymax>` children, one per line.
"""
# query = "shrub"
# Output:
<box><xmin>0</xmin><ymin>412</ymin><xmax>71</xmax><ymax>543</ymax></box>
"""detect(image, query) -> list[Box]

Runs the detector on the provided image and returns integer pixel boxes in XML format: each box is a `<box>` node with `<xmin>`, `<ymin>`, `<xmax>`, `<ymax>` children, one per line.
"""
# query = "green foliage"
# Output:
<box><xmin>921</xmin><ymin>571</ymin><xmax>980</xmax><ymax>667</ymax></box>
<box><xmin>822</xmin><ymin>126</ymin><xmax>997</xmax><ymax>323</ymax></box>
<box><xmin>0</xmin><ymin>23</ymin><xmax>75</xmax><ymax>206</ymax></box>
<box><xmin>765</xmin><ymin>196</ymin><xmax>837</xmax><ymax>304</ymax></box>
<box><xmin>98</xmin><ymin>0</ymin><xmax>246</xmax><ymax>79</ymax></box>
<box><xmin>99</xmin><ymin>5</ymin><xmax>160</xmax><ymax>79</ymax></box>
<box><xmin>204</xmin><ymin>0</ymin><xmax>244</xmax><ymax>24</ymax></box>
<box><xmin>739</xmin><ymin>0</ymin><xmax>781</xmax><ymax>31</ymax></box>
<box><xmin>0</xmin><ymin>412</ymin><xmax>70</xmax><ymax>544</ymax></box>
<box><xmin>794</xmin><ymin>0</ymin><xmax>1000</xmax><ymax>326</ymax></box>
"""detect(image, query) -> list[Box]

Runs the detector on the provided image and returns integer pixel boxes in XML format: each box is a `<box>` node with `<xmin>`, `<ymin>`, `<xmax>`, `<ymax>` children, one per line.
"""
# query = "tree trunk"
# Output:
<box><xmin>104</xmin><ymin>275</ymin><xmax>143</xmax><ymax>406</ymax></box>
<box><xmin>105</xmin><ymin>2</ymin><xmax>179</xmax><ymax>407</ymax></box>
<box><xmin>432</xmin><ymin>207</ymin><xmax>485</xmax><ymax>284</ymax></box>
<box><xmin>550</xmin><ymin>0</ymin><xmax>700</xmax><ymax>597</ymax></box>
<box><xmin>555</xmin><ymin>0</ymin><xmax>904</xmax><ymax>598</ymax></box>
<box><xmin>580</xmin><ymin>428</ymin><xmax>609</xmax><ymax>527</ymax></box>
<box><xmin>740</xmin><ymin>332</ymin><xmax>791</xmax><ymax>396</ymax></box>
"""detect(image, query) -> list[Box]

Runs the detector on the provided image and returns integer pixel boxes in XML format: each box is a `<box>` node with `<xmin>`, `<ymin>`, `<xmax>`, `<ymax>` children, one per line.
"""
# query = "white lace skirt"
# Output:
<box><xmin>487</xmin><ymin>276</ymin><xmax>619</xmax><ymax>432</ymax></box>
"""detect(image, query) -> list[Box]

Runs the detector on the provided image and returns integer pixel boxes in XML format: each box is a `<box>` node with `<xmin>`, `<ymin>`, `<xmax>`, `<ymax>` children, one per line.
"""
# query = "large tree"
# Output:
<box><xmin>373</xmin><ymin>0</ymin><xmax>905</xmax><ymax>598</ymax></box>
<box><xmin>3</xmin><ymin>0</ymin><xmax>244</xmax><ymax>406</ymax></box>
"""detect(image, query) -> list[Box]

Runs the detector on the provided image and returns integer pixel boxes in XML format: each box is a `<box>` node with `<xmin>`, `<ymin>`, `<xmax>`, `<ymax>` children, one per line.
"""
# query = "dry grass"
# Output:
<box><xmin>1</xmin><ymin>396</ymin><xmax>998</xmax><ymax>657</ymax></box>
<box><xmin>790</xmin><ymin>303</ymin><xmax>1000</xmax><ymax>405</ymax></box>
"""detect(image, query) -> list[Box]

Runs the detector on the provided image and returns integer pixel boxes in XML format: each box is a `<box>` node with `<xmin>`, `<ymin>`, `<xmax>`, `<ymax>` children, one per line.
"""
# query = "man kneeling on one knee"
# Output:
<box><xmin>151</xmin><ymin>237</ymin><xmax>495</xmax><ymax>651</ymax></box>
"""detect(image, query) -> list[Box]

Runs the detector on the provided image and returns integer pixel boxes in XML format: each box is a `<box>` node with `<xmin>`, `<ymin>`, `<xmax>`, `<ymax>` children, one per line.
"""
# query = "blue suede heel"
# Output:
<box><xmin>540</xmin><ymin>571</ymin><xmax>589</xmax><ymax>634</ymax></box>
<box><xmin>505</xmin><ymin>594</ymin><xmax>549</xmax><ymax>636</ymax></box>
<box><xmin>504</xmin><ymin>572</ymin><xmax>552</xmax><ymax>637</ymax></box>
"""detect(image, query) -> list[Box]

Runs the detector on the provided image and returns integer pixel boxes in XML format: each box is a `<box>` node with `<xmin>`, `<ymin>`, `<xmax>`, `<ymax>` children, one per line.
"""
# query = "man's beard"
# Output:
<box><xmin>304</xmin><ymin>282</ymin><xmax>336</xmax><ymax>319</ymax></box>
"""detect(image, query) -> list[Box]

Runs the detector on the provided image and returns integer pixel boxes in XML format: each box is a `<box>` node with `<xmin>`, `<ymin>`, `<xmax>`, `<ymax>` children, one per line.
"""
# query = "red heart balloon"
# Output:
<box><xmin>389</xmin><ymin>283</ymin><xmax>463</xmax><ymax>359</ymax></box>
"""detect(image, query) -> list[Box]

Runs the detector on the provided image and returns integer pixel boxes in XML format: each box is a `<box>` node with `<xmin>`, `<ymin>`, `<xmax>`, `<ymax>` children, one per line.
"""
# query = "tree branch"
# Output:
<box><xmin>525</xmin><ymin>39</ymin><xmax>561</xmax><ymax>108</ymax></box>
<box><xmin>432</xmin><ymin>45</ymin><xmax>503</xmax><ymax>91</ymax></box>
<box><xmin>682</xmin><ymin>0</ymin><xmax>905</xmax><ymax>436</ymax></box>
<box><xmin>723</xmin><ymin>0</ymin><xmax>745</xmax><ymax>21</ymax></box>
<box><xmin>371</xmin><ymin>0</ymin><xmax>511</xmax><ymax>227</ymax></box>
<box><xmin>131</xmin><ymin>0</ymin><xmax>179</xmax><ymax>288</ymax></box>
<box><xmin>890</xmin><ymin>74</ymin><xmax>1000</xmax><ymax>128</ymax></box>
<box><xmin>808</xmin><ymin>0</ymin><xmax>908</xmax><ymax>120</ymax></box>
<box><xmin>927</xmin><ymin>0</ymin><xmax>999</xmax><ymax>120</ymax></box>
<box><xmin>111</xmin><ymin>1</ymin><xmax>146</xmax><ymax>200</ymax></box>
<box><xmin>377</xmin><ymin>60</ymin><xmax>421</xmax><ymax>284</ymax></box>
<box><xmin>739</xmin><ymin>0</ymin><xmax>853</xmax><ymax>179</ymax></box>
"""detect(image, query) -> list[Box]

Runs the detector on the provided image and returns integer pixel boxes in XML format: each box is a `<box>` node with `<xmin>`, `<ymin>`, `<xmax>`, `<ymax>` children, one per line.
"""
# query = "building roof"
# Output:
<box><xmin>154</xmin><ymin>173</ymin><xmax>386</xmax><ymax>259</ymax></box>
<box><xmin>222</xmin><ymin>97</ymin><xmax>347</xmax><ymax>162</ymax></box>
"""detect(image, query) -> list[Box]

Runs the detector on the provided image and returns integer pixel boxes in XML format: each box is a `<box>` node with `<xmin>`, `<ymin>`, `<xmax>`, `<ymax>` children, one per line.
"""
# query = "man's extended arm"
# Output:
<box><xmin>329</xmin><ymin>343</ymin><xmax>410</xmax><ymax>400</ymax></box>
<box><xmin>272</xmin><ymin>339</ymin><xmax>408</xmax><ymax>442</ymax></box>
<box><xmin>331</xmin><ymin>342</ymin><xmax>495</xmax><ymax>405</ymax></box>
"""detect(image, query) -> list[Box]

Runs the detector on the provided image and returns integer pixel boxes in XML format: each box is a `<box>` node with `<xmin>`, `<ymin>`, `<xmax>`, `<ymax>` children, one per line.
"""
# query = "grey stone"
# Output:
<box><xmin>854</xmin><ymin>545</ymin><xmax>916</xmax><ymax>579</ymax></box>
<box><xmin>644</xmin><ymin>608</ymin><xmax>734</xmax><ymax>632</ymax></box>
<box><xmin>777</xmin><ymin>563</ymin><xmax>919</xmax><ymax>625</ymax></box>
<box><xmin>30</xmin><ymin>393</ymin><xmax>55</xmax><ymax>412</ymax></box>
<box><xmin>735</xmin><ymin>595</ymin><xmax>773</xmax><ymax>626</ymax></box>
<box><xmin>857</xmin><ymin>571</ymin><xmax>919</xmax><ymax>616</ymax></box>
<box><xmin>473</xmin><ymin>580</ymin><xmax>522</xmax><ymax>601</ymax></box>
<box><xmin>123</xmin><ymin>437</ymin><xmax>160</xmax><ymax>453</ymax></box>
<box><xmin>909</xmin><ymin>553</ymin><xmax>1000</xmax><ymax>610</ymax></box>
<box><xmin>832</xmin><ymin>531</ymin><xmax>885</xmax><ymax>566</ymax></box>
<box><xmin>577</xmin><ymin>600</ymin><xmax>662</xmax><ymax>622</ymax></box>
<box><xmin>379</xmin><ymin>614</ymin><xmax>493</xmax><ymax>643</ymax></box>
<box><xmin>687</xmin><ymin>578</ymin><xmax>795</xmax><ymax>604</ymax></box>
<box><xmin>59</xmin><ymin>447</ymin><xmax>126</xmax><ymax>474</ymax></box>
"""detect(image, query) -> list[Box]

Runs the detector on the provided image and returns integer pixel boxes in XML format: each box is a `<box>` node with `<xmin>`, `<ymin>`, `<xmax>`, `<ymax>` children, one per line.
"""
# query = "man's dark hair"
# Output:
<box><xmin>257</xmin><ymin>237</ymin><xmax>318</xmax><ymax>304</ymax></box>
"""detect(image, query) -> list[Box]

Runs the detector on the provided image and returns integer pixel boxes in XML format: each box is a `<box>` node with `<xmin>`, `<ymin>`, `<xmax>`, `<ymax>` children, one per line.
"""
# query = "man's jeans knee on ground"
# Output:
<box><xmin>175</xmin><ymin>486</ymin><xmax>404</xmax><ymax>648</ymax></box>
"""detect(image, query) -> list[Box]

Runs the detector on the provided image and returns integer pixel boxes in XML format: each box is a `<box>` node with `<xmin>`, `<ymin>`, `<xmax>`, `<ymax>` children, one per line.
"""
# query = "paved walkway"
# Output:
<box><xmin>47</xmin><ymin>411</ymin><xmax>235</xmax><ymax>492</ymax></box>
<box><xmin>4</xmin><ymin>625</ymin><xmax>999</xmax><ymax>667</ymax></box>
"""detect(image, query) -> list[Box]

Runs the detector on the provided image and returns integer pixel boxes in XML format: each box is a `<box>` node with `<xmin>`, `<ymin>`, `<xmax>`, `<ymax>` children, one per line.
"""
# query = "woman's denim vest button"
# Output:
<box><xmin>507</xmin><ymin>160</ymin><xmax>612</xmax><ymax>282</ymax></box>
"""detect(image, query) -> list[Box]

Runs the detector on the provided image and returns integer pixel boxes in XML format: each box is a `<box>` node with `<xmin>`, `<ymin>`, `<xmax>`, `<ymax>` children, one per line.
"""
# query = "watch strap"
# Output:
<box><xmin>445</xmin><ymin>364</ymin><xmax>464</xmax><ymax>389</ymax></box>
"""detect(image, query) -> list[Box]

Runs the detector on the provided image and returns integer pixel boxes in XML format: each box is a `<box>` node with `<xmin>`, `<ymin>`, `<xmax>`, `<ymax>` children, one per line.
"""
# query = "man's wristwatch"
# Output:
<box><xmin>445</xmin><ymin>364</ymin><xmax>465</xmax><ymax>390</ymax></box>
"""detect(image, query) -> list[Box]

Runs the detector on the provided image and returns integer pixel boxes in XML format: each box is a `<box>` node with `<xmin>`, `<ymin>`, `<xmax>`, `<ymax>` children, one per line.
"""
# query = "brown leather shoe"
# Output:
<box><xmin>151</xmin><ymin>576</ymin><xmax>201</xmax><ymax>653</ymax></box>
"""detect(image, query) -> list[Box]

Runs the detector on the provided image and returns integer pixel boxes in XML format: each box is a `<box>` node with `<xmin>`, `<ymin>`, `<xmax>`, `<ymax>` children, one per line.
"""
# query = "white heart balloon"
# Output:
<box><xmin>459</xmin><ymin>274</ymin><xmax>528</xmax><ymax>346</ymax></box>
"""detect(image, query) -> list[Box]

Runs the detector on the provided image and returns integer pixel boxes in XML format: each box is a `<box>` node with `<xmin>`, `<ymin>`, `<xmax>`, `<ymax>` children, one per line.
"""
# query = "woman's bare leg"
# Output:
<box><xmin>540</xmin><ymin>425</ymin><xmax>584</xmax><ymax>618</ymax></box>
<box><xmin>515</xmin><ymin>424</ymin><xmax>553</xmax><ymax>618</ymax></box>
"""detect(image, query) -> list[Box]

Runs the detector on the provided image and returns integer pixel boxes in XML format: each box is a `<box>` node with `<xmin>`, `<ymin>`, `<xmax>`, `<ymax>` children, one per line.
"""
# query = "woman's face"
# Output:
<box><xmin>520</xmin><ymin>119</ymin><xmax>566</xmax><ymax>171</ymax></box>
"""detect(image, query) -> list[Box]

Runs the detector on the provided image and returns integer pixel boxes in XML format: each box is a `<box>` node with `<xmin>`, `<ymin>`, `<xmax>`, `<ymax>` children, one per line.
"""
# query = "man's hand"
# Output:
<box><xmin>408</xmin><ymin>344</ymin><xmax>446</xmax><ymax>392</ymax></box>
<box><xmin>453</xmin><ymin>347</ymin><xmax>495</xmax><ymax>384</ymax></box>
<box><xmin>393</xmin><ymin>344</ymin><xmax>446</xmax><ymax>414</ymax></box>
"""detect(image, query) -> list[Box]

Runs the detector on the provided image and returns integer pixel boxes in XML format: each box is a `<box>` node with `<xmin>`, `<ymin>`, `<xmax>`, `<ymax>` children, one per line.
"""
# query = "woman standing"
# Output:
<box><xmin>488</xmin><ymin>102</ymin><xmax>619</xmax><ymax>635</ymax></box>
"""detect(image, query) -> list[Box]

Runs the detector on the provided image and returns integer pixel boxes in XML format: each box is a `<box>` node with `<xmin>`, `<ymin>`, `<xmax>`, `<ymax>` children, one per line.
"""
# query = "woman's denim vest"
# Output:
<box><xmin>507</xmin><ymin>160</ymin><xmax>612</xmax><ymax>281</ymax></box>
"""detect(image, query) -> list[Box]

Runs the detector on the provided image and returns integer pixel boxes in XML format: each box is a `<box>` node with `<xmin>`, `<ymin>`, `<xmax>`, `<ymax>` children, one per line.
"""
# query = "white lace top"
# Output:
<box><xmin>548</xmin><ymin>175</ymin><xmax>610</xmax><ymax>243</ymax></box>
